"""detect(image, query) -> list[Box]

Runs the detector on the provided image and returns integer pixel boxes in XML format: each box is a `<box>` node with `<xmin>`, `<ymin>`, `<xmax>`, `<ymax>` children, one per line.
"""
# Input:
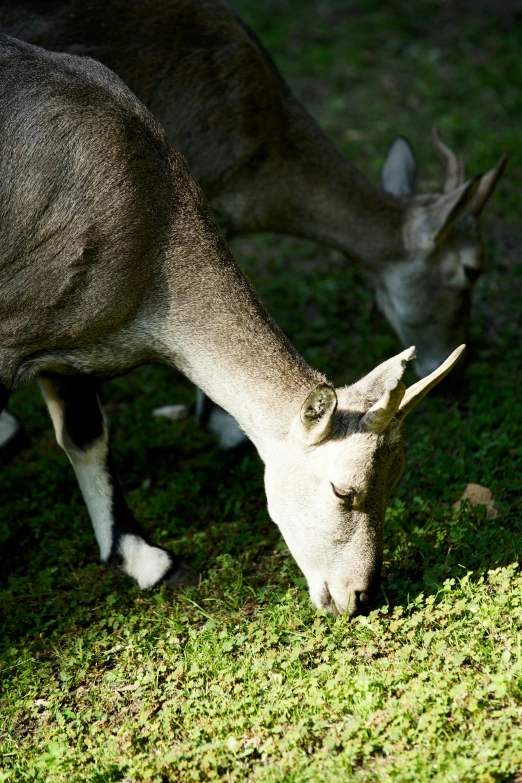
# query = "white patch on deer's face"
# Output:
<box><xmin>118</xmin><ymin>534</ymin><xmax>171</xmax><ymax>589</ymax></box>
<box><xmin>375</xmin><ymin>222</ymin><xmax>482</xmax><ymax>378</ymax></box>
<box><xmin>263</xmin><ymin>388</ymin><xmax>406</xmax><ymax>617</ymax></box>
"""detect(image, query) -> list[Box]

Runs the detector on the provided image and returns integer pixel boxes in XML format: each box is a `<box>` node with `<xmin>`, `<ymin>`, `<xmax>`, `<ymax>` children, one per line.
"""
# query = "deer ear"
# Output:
<box><xmin>299</xmin><ymin>384</ymin><xmax>337</xmax><ymax>446</ymax></box>
<box><xmin>382</xmin><ymin>136</ymin><xmax>416</xmax><ymax>196</ymax></box>
<box><xmin>397</xmin><ymin>345</ymin><xmax>465</xmax><ymax>419</ymax></box>
<box><xmin>418</xmin><ymin>176</ymin><xmax>481</xmax><ymax>248</ymax></box>
<box><xmin>352</xmin><ymin>346</ymin><xmax>415</xmax><ymax>400</ymax></box>
<box><xmin>468</xmin><ymin>155</ymin><xmax>507</xmax><ymax>216</ymax></box>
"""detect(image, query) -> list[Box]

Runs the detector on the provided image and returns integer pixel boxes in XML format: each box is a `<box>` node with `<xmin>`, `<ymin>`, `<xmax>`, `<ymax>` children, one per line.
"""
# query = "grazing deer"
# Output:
<box><xmin>0</xmin><ymin>35</ymin><xmax>464</xmax><ymax>615</ymax></box>
<box><xmin>0</xmin><ymin>0</ymin><xmax>504</xmax><ymax>449</ymax></box>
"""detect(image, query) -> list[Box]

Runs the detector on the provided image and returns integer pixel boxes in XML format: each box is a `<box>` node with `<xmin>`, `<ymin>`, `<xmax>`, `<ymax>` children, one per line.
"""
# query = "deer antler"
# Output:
<box><xmin>432</xmin><ymin>127</ymin><xmax>466</xmax><ymax>192</ymax></box>
<box><xmin>469</xmin><ymin>154</ymin><xmax>507</xmax><ymax>216</ymax></box>
<box><xmin>359</xmin><ymin>377</ymin><xmax>406</xmax><ymax>434</ymax></box>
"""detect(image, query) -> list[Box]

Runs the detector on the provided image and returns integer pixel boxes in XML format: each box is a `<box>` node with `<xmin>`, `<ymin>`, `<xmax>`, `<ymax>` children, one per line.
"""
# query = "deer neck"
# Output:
<box><xmin>211</xmin><ymin>101</ymin><xmax>407</xmax><ymax>268</ymax></box>
<box><xmin>156</xmin><ymin>221</ymin><xmax>326</xmax><ymax>457</ymax></box>
<box><xmin>284</xmin><ymin>137</ymin><xmax>407</xmax><ymax>267</ymax></box>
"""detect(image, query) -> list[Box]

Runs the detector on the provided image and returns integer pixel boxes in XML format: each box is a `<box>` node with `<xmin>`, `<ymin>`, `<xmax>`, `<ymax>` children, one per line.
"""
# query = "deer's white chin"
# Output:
<box><xmin>308</xmin><ymin>575</ymin><xmax>345</xmax><ymax>616</ymax></box>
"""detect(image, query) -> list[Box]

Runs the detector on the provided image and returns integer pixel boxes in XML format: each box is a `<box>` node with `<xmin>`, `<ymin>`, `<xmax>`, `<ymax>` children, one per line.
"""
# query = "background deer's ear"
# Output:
<box><xmin>421</xmin><ymin>176</ymin><xmax>481</xmax><ymax>247</ymax></box>
<box><xmin>298</xmin><ymin>384</ymin><xmax>337</xmax><ymax>446</ymax></box>
<box><xmin>352</xmin><ymin>346</ymin><xmax>415</xmax><ymax>400</ymax></box>
<box><xmin>382</xmin><ymin>136</ymin><xmax>416</xmax><ymax>196</ymax></box>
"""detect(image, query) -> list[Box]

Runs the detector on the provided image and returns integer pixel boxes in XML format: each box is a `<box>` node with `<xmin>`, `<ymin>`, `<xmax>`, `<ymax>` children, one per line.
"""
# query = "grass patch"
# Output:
<box><xmin>1</xmin><ymin>0</ymin><xmax>522</xmax><ymax>780</ymax></box>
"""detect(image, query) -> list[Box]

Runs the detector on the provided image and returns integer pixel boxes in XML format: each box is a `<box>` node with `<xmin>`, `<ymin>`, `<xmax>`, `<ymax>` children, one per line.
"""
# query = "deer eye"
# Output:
<box><xmin>463</xmin><ymin>265</ymin><xmax>482</xmax><ymax>284</ymax></box>
<box><xmin>331</xmin><ymin>483</ymin><xmax>355</xmax><ymax>504</ymax></box>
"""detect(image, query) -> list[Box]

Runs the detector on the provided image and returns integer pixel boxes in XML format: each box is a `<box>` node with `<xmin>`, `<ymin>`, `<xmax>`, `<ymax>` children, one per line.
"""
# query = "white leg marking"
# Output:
<box><xmin>0</xmin><ymin>410</ymin><xmax>20</xmax><ymax>447</ymax></box>
<box><xmin>207</xmin><ymin>407</ymin><xmax>248</xmax><ymax>450</ymax></box>
<box><xmin>196</xmin><ymin>388</ymin><xmax>247</xmax><ymax>449</ymax></box>
<box><xmin>195</xmin><ymin>388</ymin><xmax>206</xmax><ymax>421</ymax></box>
<box><xmin>71</xmin><ymin>433</ymin><xmax>114</xmax><ymax>562</ymax></box>
<box><xmin>39</xmin><ymin>378</ymin><xmax>114</xmax><ymax>562</ymax></box>
<box><xmin>119</xmin><ymin>534</ymin><xmax>171</xmax><ymax>589</ymax></box>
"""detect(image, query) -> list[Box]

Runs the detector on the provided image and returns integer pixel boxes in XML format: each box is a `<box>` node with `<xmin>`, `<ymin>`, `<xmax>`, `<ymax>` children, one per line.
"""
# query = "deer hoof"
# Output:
<box><xmin>165</xmin><ymin>561</ymin><xmax>200</xmax><ymax>588</ymax></box>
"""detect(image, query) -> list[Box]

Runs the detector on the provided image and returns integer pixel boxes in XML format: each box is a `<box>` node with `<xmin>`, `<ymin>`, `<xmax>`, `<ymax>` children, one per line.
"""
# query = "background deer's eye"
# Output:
<box><xmin>463</xmin><ymin>265</ymin><xmax>482</xmax><ymax>284</ymax></box>
<box><xmin>331</xmin><ymin>483</ymin><xmax>355</xmax><ymax>504</ymax></box>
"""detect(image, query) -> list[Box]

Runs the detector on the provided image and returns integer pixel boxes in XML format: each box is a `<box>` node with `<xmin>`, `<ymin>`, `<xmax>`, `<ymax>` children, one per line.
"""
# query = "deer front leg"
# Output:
<box><xmin>38</xmin><ymin>375</ymin><xmax>198</xmax><ymax>589</ymax></box>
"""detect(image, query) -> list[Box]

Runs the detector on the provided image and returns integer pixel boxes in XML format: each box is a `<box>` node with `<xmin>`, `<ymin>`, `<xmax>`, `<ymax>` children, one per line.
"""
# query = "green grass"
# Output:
<box><xmin>1</xmin><ymin>1</ymin><xmax>522</xmax><ymax>780</ymax></box>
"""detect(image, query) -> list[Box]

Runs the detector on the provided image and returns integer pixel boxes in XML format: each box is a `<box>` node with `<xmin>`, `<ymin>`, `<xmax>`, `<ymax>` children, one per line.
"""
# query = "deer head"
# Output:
<box><xmin>377</xmin><ymin>128</ymin><xmax>505</xmax><ymax>378</ymax></box>
<box><xmin>263</xmin><ymin>344</ymin><xmax>465</xmax><ymax>617</ymax></box>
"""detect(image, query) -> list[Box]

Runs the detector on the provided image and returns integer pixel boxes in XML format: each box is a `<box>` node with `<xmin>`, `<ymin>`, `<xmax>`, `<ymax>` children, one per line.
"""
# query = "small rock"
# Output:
<box><xmin>453</xmin><ymin>483</ymin><xmax>498</xmax><ymax>519</ymax></box>
<box><xmin>152</xmin><ymin>404</ymin><xmax>189</xmax><ymax>421</ymax></box>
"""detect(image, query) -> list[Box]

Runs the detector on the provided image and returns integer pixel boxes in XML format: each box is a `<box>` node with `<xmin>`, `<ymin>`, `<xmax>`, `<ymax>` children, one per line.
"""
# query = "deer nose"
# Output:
<box><xmin>325</xmin><ymin>577</ymin><xmax>381</xmax><ymax>618</ymax></box>
<box><xmin>347</xmin><ymin>589</ymin><xmax>373</xmax><ymax>617</ymax></box>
